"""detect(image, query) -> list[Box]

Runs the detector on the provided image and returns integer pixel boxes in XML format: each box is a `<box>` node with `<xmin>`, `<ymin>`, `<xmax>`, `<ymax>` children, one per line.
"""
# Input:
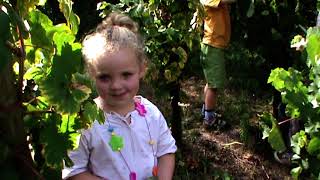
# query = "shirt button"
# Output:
<box><xmin>149</xmin><ymin>140</ymin><xmax>155</xmax><ymax>145</ymax></box>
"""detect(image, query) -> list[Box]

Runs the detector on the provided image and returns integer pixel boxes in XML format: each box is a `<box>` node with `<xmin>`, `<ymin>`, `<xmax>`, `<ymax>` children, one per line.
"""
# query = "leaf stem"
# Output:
<box><xmin>24</xmin><ymin>44</ymin><xmax>52</xmax><ymax>52</ymax></box>
<box><xmin>24</xmin><ymin>97</ymin><xmax>37</xmax><ymax>105</ymax></box>
<box><xmin>66</xmin><ymin>115</ymin><xmax>70</xmax><ymax>133</ymax></box>
<box><xmin>278</xmin><ymin>118</ymin><xmax>296</xmax><ymax>125</ymax></box>
<box><xmin>25</xmin><ymin>110</ymin><xmax>54</xmax><ymax>115</ymax></box>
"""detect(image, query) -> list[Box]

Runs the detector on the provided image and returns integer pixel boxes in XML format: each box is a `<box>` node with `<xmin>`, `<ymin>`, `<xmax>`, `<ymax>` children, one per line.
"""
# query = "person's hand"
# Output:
<box><xmin>68</xmin><ymin>171</ymin><xmax>104</xmax><ymax>180</ymax></box>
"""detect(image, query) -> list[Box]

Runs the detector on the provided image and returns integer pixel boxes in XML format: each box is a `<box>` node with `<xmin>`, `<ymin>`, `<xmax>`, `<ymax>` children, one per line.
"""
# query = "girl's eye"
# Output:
<box><xmin>97</xmin><ymin>74</ymin><xmax>110</xmax><ymax>81</ymax></box>
<box><xmin>122</xmin><ymin>72</ymin><xmax>133</xmax><ymax>79</ymax></box>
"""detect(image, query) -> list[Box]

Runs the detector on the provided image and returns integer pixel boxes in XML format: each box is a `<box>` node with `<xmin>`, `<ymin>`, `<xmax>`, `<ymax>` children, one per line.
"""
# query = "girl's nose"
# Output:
<box><xmin>110</xmin><ymin>79</ymin><xmax>121</xmax><ymax>89</ymax></box>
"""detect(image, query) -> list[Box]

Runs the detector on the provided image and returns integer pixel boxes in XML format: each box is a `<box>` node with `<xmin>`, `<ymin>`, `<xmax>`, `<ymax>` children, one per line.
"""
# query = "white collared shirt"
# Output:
<box><xmin>62</xmin><ymin>96</ymin><xmax>177</xmax><ymax>180</ymax></box>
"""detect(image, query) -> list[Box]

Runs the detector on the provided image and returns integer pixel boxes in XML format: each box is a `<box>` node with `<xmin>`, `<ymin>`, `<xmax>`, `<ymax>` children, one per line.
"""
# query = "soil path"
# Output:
<box><xmin>175</xmin><ymin>76</ymin><xmax>292</xmax><ymax>179</ymax></box>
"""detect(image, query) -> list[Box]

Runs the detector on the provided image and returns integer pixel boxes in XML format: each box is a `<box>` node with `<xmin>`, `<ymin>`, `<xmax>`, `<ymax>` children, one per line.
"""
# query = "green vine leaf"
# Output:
<box><xmin>307</xmin><ymin>137</ymin><xmax>320</xmax><ymax>156</ymax></box>
<box><xmin>52</xmin><ymin>29</ymin><xmax>75</xmax><ymax>54</ymax></box>
<box><xmin>291</xmin><ymin>131</ymin><xmax>308</xmax><ymax>155</ymax></box>
<box><xmin>17</xmin><ymin>0</ymin><xmax>46</xmax><ymax>18</ymax></box>
<box><xmin>28</xmin><ymin>10</ymin><xmax>54</xmax><ymax>49</ymax></box>
<box><xmin>268</xmin><ymin>121</ymin><xmax>287</xmax><ymax>152</ymax></box>
<box><xmin>58</xmin><ymin>0</ymin><xmax>80</xmax><ymax>35</ymax></box>
<box><xmin>41</xmin><ymin>114</ymin><xmax>73</xmax><ymax>168</ymax></box>
<box><xmin>306</xmin><ymin>27</ymin><xmax>320</xmax><ymax>68</ymax></box>
<box><xmin>291</xmin><ymin>166</ymin><xmax>302</xmax><ymax>180</ymax></box>
<box><xmin>24</xmin><ymin>64</ymin><xmax>45</xmax><ymax>81</ymax></box>
<box><xmin>82</xmin><ymin>102</ymin><xmax>105</xmax><ymax>127</ymax></box>
<box><xmin>40</xmin><ymin>43</ymin><xmax>84</xmax><ymax>114</ymax></box>
<box><xmin>60</xmin><ymin>114</ymin><xmax>76</xmax><ymax>133</ymax></box>
<box><xmin>259</xmin><ymin>112</ymin><xmax>286</xmax><ymax>152</ymax></box>
<box><xmin>259</xmin><ymin>112</ymin><xmax>273</xmax><ymax>139</ymax></box>
<box><xmin>268</xmin><ymin>68</ymin><xmax>286</xmax><ymax>90</ymax></box>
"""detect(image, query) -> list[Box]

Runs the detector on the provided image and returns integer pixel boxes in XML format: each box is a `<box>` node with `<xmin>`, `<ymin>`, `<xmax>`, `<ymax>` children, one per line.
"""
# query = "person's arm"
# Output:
<box><xmin>157</xmin><ymin>153</ymin><xmax>175</xmax><ymax>180</ymax></box>
<box><xmin>62</xmin><ymin>132</ymin><xmax>96</xmax><ymax>179</ymax></box>
<box><xmin>68</xmin><ymin>171</ymin><xmax>102</xmax><ymax>180</ymax></box>
<box><xmin>201</xmin><ymin>0</ymin><xmax>235</xmax><ymax>8</ymax></box>
<box><xmin>221</xmin><ymin>0</ymin><xmax>236</xmax><ymax>4</ymax></box>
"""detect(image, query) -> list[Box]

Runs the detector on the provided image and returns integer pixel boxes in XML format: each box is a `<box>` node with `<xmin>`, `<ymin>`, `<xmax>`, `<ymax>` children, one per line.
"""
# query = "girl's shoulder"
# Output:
<box><xmin>134</xmin><ymin>95</ymin><xmax>154</xmax><ymax>108</ymax></box>
<box><xmin>134</xmin><ymin>95</ymin><xmax>162</xmax><ymax>116</ymax></box>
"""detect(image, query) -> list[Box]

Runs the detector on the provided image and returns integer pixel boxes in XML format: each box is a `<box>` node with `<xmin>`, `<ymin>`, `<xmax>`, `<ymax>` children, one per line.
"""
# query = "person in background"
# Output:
<box><xmin>62</xmin><ymin>12</ymin><xmax>177</xmax><ymax>180</ymax></box>
<box><xmin>200</xmin><ymin>0</ymin><xmax>236</xmax><ymax>128</ymax></box>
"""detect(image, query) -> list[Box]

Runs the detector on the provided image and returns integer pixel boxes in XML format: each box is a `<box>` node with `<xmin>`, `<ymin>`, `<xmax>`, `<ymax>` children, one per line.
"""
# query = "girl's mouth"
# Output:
<box><xmin>110</xmin><ymin>91</ymin><xmax>127</xmax><ymax>97</ymax></box>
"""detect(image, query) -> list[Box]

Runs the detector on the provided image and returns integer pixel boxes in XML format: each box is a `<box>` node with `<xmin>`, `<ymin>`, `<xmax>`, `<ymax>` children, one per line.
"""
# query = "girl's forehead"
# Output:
<box><xmin>102</xmin><ymin>48</ymin><xmax>138</xmax><ymax>61</ymax></box>
<box><xmin>94</xmin><ymin>48</ymin><xmax>141</xmax><ymax>70</ymax></box>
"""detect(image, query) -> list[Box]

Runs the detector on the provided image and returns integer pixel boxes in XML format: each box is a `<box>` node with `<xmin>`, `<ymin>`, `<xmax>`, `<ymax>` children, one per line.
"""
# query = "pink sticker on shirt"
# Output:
<box><xmin>135</xmin><ymin>101</ymin><xmax>147</xmax><ymax>116</ymax></box>
<box><xmin>129</xmin><ymin>172</ymin><xmax>136</xmax><ymax>180</ymax></box>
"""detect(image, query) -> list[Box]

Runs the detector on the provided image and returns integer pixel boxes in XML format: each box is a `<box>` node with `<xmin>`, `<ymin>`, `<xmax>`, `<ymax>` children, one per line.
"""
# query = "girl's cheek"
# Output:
<box><xmin>96</xmin><ymin>81</ymin><xmax>109</xmax><ymax>90</ymax></box>
<box><xmin>126</xmin><ymin>78</ymin><xmax>140</xmax><ymax>87</ymax></box>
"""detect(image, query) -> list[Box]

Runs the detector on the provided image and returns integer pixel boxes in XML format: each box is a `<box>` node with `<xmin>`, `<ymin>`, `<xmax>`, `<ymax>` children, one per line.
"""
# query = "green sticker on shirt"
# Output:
<box><xmin>109</xmin><ymin>133</ymin><xmax>124</xmax><ymax>151</ymax></box>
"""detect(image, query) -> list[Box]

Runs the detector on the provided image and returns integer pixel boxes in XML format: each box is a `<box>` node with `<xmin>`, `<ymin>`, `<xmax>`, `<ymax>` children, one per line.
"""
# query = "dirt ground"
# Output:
<box><xmin>174</xmin><ymin>76</ymin><xmax>292</xmax><ymax>179</ymax></box>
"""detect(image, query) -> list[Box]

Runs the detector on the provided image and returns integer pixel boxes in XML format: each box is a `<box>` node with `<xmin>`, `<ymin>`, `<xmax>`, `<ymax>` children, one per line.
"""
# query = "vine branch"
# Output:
<box><xmin>17</xmin><ymin>25</ymin><xmax>26</xmax><ymax>104</ymax></box>
<box><xmin>5</xmin><ymin>40</ymin><xmax>22</xmax><ymax>57</ymax></box>
<box><xmin>16</xmin><ymin>154</ymin><xmax>45</xmax><ymax>180</ymax></box>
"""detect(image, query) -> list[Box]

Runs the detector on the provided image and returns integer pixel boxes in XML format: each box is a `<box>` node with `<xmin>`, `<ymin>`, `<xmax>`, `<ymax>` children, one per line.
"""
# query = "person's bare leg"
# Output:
<box><xmin>204</xmin><ymin>84</ymin><xmax>211</xmax><ymax>104</ymax></box>
<box><xmin>204</xmin><ymin>84</ymin><xmax>217</xmax><ymax>110</ymax></box>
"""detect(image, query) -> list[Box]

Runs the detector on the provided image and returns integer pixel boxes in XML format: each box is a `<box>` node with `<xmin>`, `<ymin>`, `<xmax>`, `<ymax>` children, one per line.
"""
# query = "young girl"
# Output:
<box><xmin>62</xmin><ymin>12</ymin><xmax>177</xmax><ymax>180</ymax></box>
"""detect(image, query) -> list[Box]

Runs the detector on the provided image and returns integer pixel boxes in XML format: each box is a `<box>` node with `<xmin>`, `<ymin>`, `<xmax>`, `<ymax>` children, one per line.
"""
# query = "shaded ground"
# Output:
<box><xmin>173</xmin><ymin>76</ymin><xmax>292</xmax><ymax>179</ymax></box>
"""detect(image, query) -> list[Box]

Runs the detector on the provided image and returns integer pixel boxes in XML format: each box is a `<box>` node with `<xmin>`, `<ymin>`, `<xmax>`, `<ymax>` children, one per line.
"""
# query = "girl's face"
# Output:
<box><xmin>94</xmin><ymin>48</ymin><xmax>145</xmax><ymax>113</ymax></box>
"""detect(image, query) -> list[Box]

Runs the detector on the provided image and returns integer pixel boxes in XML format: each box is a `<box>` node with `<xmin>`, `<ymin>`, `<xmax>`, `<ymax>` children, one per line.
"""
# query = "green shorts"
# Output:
<box><xmin>200</xmin><ymin>43</ymin><xmax>226</xmax><ymax>89</ymax></box>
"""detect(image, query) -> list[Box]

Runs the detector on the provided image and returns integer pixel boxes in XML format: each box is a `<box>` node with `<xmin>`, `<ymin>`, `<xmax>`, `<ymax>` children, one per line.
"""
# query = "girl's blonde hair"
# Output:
<box><xmin>82</xmin><ymin>12</ymin><xmax>146</xmax><ymax>77</ymax></box>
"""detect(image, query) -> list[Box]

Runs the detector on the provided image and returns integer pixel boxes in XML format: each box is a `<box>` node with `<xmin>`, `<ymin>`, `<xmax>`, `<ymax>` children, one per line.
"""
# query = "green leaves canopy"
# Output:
<box><xmin>0</xmin><ymin>9</ymin><xmax>12</xmax><ymax>72</ymax></box>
